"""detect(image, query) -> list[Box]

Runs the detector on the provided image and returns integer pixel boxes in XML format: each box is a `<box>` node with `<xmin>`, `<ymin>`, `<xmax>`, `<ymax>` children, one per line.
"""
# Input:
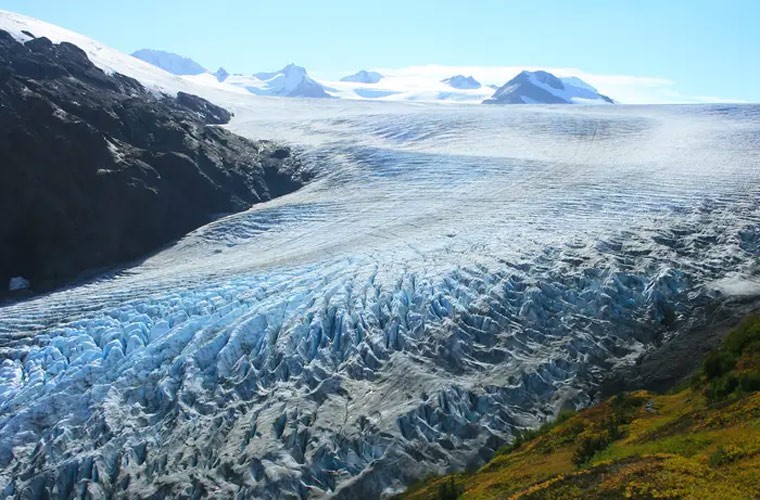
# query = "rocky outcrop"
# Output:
<box><xmin>0</xmin><ymin>30</ymin><xmax>309</xmax><ymax>291</ymax></box>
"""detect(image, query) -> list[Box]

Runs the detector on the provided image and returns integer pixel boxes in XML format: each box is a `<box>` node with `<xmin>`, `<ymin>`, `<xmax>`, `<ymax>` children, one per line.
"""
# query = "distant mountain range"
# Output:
<box><xmin>129</xmin><ymin>48</ymin><xmax>615</xmax><ymax>104</ymax></box>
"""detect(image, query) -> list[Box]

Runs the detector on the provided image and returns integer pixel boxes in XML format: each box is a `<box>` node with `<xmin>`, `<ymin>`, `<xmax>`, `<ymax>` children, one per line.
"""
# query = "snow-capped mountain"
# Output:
<box><xmin>226</xmin><ymin>64</ymin><xmax>332</xmax><ymax>98</ymax></box>
<box><xmin>213</xmin><ymin>66</ymin><xmax>229</xmax><ymax>82</ymax></box>
<box><xmin>131</xmin><ymin>48</ymin><xmax>207</xmax><ymax>75</ymax></box>
<box><xmin>340</xmin><ymin>69</ymin><xmax>384</xmax><ymax>83</ymax></box>
<box><xmin>442</xmin><ymin>74</ymin><xmax>481</xmax><ymax>89</ymax></box>
<box><xmin>484</xmin><ymin>70</ymin><xmax>614</xmax><ymax>104</ymax></box>
<box><xmin>0</xmin><ymin>9</ymin><xmax>249</xmax><ymax>102</ymax></box>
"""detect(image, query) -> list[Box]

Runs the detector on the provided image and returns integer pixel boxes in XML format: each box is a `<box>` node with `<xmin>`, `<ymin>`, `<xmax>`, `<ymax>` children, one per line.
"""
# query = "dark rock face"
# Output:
<box><xmin>174</xmin><ymin>91</ymin><xmax>231</xmax><ymax>124</ymax></box>
<box><xmin>0</xmin><ymin>30</ymin><xmax>309</xmax><ymax>291</ymax></box>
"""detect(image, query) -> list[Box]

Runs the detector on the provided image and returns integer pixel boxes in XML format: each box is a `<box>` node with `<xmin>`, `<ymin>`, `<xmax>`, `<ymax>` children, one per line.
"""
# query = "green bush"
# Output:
<box><xmin>739</xmin><ymin>370</ymin><xmax>760</xmax><ymax>392</ymax></box>
<box><xmin>703</xmin><ymin>350</ymin><xmax>737</xmax><ymax>380</ymax></box>
<box><xmin>701</xmin><ymin>314</ymin><xmax>760</xmax><ymax>400</ymax></box>
<box><xmin>436</xmin><ymin>477</ymin><xmax>463</xmax><ymax>500</ymax></box>
<box><xmin>722</xmin><ymin>316</ymin><xmax>760</xmax><ymax>356</ymax></box>
<box><xmin>572</xmin><ymin>431</ymin><xmax>614</xmax><ymax>466</ymax></box>
<box><xmin>708</xmin><ymin>374</ymin><xmax>739</xmax><ymax>399</ymax></box>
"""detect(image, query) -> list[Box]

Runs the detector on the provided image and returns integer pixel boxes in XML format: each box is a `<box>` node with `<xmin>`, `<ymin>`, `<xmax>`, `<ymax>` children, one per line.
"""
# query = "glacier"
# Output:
<box><xmin>2</xmin><ymin>99</ymin><xmax>760</xmax><ymax>499</ymax></box>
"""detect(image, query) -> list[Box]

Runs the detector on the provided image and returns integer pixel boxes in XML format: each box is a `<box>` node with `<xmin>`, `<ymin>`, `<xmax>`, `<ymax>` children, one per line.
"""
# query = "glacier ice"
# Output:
<box><xmin>1</xmin><ymin>102</ymin><xmax>760</xmax><ymax>499</ymax></box>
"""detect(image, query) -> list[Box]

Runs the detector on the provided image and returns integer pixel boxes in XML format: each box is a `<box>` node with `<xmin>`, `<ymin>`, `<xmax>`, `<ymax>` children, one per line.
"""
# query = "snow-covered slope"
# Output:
<box><xmin>484</xmin><ymin>70</ymin><xmax>615</xmax><ymax>104</ymax></box>
<box><xmin>324</xmin><ymin>72</ymin><xmax>494</xmax><ymax>103</ymax></box>
<box><xmin>131</xmin><ymin>48</ymin><xmax>207</xmax><ymax>75</ymax></box>
<box><xmin>225</xmin><ymin>64</ymin><xmax>332</xmax><ymax>98</ymax></box>
<box><xmin>442</xmin><ymin>74</ymin><xmax>482</xmax><ymax>89</ymax></box>
<box><xmin>340</xmin><ymin>70</ymin><xmax>384</xmax><ymax>83</ymax></box>
<box><xmin>0</xmin><ymin>9</ymin><xmax>236</xmax><ymax>100</ymax></box>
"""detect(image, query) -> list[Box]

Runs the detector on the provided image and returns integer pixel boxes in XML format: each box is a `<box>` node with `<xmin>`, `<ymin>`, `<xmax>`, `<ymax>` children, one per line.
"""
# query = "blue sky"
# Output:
<box><xmin>2</xmin><ymin>0</ymin><xmax>759</xmax><ymax>103</ymax></box>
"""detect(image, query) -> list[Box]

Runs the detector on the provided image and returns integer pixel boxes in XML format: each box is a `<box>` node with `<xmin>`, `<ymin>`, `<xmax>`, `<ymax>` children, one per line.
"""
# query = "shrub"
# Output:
<box><xmin>436</xmin><ymin>478</ymin><xmax>463</xmax><ymax>500</ymax></box>
<box><xmin>709</xmin><ymin>444</ymin><xmax>746</xmax><ymax>467</ymax></box>
<box><xmin>738</xmin><ymin>370</ymin><xmax>760</xmax><ymax>392</ymax></box>
<box><xmin>723</xmin><ymin>316</ymin><xmax>760</xmax><ymax>356</ymax></box>
<box><xmin>702</xmin><ymin>314</ymin><xmax>760</xmax><ymax>400</ymax></box>
<box><xmin>572</xmin><ymin>431</ymin><xmax>614</xmax><ymax>466</ymax></box>
<box><xmin>707</xmin><ymin>374</ymin><xmax>739</xmax><ymax>399</ymax></box>
<box><xmin>703</xmin><ymin>350</ymin><xmax>737</xmax><ymax>380</ymax></box>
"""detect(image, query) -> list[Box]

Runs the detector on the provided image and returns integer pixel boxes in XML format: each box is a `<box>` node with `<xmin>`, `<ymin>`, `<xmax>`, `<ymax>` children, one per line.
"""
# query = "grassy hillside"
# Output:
<box><xmin>399</xmin><ymin>314</ymin><xmax>760</xmax><ymax>500</ymax></box>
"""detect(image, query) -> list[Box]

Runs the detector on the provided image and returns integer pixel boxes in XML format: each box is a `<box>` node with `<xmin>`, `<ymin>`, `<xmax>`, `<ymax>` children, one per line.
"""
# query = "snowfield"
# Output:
<box><xmin>2</xmin><ymin>9</ymin><xmax>760</xmax><ymax>500</ymax></box>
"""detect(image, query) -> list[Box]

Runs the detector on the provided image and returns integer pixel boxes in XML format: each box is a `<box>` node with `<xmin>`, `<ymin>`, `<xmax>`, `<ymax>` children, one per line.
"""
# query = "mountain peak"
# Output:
<box><xmin>254</xmin><ymin>63</ymin><xmax>306</xmax><ymax>81</ymax></box>
<box><xmin>283</xmin><ymin>62</ymin><xmax>305</xmax><ymax>72</ymax></box>
<box><xmin>340</xmin><ymin>70</ymin><xmax>384</xmax><ymax>84</ymax></box>
<box><xmin>213</xmin><ymin>67</ymin><xmax>229</xmax><ymax>82</ymax></box>
<box><xmin>484</xmin><ymin>70</ymin><xmax>614</xmax><ymax>104</ymax></box>
<box><xmin>239</xmin><ymin>64</ymin><xmax>331</xmax><ymax>98</ymax></box>
<box><xmin>442</xmin><ymin>75</ymin><xmax>481</xmax><ymax>90</ymax></box>
<box><xmin>131</xmin><ymin>48</ymin><xmax>207</xmax><ymax>76</ymax></box>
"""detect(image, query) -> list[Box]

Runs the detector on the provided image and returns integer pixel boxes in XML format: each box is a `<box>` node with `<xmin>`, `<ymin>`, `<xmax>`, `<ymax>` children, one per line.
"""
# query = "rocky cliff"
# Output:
<box><xmin>0</xmin><ymin>30</ymin><xmax>309</xmax><ymax>291</ymax></box>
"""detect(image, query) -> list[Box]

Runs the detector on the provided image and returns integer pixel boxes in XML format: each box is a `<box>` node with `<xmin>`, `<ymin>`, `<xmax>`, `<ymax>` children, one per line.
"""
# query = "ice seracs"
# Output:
<box><xmin>340</xmin><ymin>69</ymin><xmax>384</xmax><ymax>84</ymax></box>
<box><xmin>484</xmin><ymin>70</ymin><xmax>615</xmax><ymax>104</ymax></box>
<box><xmin>442</xmin><ymin>74</ymin><xmax>482</xmax><ymax>89</ymax></box>
<box><xmin>131</xmin><ymin>48</ymin><xmax>207</xmax><ymax>75</ymax></box>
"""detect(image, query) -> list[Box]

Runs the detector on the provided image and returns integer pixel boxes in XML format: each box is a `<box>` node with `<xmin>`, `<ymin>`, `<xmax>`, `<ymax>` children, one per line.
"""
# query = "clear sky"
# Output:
<box><xmin>2</xmin><ymin>0</ymin><xmax>759</xmax><ymax>103</ymax></box>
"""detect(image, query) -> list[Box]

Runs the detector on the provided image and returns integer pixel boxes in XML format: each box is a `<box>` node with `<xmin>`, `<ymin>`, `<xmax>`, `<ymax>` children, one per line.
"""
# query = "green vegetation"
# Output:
<box><xmin>703</xmin><ymin>314</ymin><xmax>760</xmax><ymax>399</ymax></box>
<box><xmin>398</xmin><ymin>313</ymin><xmax>760</xmax><ymax>500</ymax></box>
<box><xmin>436</xmin><ymin>477</ymin><xmax>464</xmax><ymax>500</ymax></box>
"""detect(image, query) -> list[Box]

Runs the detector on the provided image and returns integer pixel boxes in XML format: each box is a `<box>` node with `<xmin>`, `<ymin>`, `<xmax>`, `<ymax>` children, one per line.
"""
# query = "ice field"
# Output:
<box><xmin>2</xmin><ymin>99</ymin><xmax>760</xmax><ymax>498</ymax></box>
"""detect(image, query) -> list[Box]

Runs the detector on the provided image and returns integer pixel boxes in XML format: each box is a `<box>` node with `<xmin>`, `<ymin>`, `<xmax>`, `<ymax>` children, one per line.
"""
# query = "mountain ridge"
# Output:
<box><xmin>442</xmin><ymin>74</ymin><xmax>481</xmax><ymax>90</ymax></box>
<box><xmin>228</xmin><ymin>63</ymin><xmax>332</xmax><ymax>98</ymax></box>
<box><xmin>340</xmin><ymin>69</ymin><xmax>384</xmax><ymax>83</ymax></box>
<box><xmin>484</xmin><ymin>70</ymin><xmax>614</xmax><ymax>104</ymax></box>
<box><xmin>131</xmin><ymin>48</ymin><xmax>207</xmax><ymax>75</ymax></box>
<box><xmin>0</xmin><ymin>29</ymin><xmax>308</xmax><ymax>291</ymax></box>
